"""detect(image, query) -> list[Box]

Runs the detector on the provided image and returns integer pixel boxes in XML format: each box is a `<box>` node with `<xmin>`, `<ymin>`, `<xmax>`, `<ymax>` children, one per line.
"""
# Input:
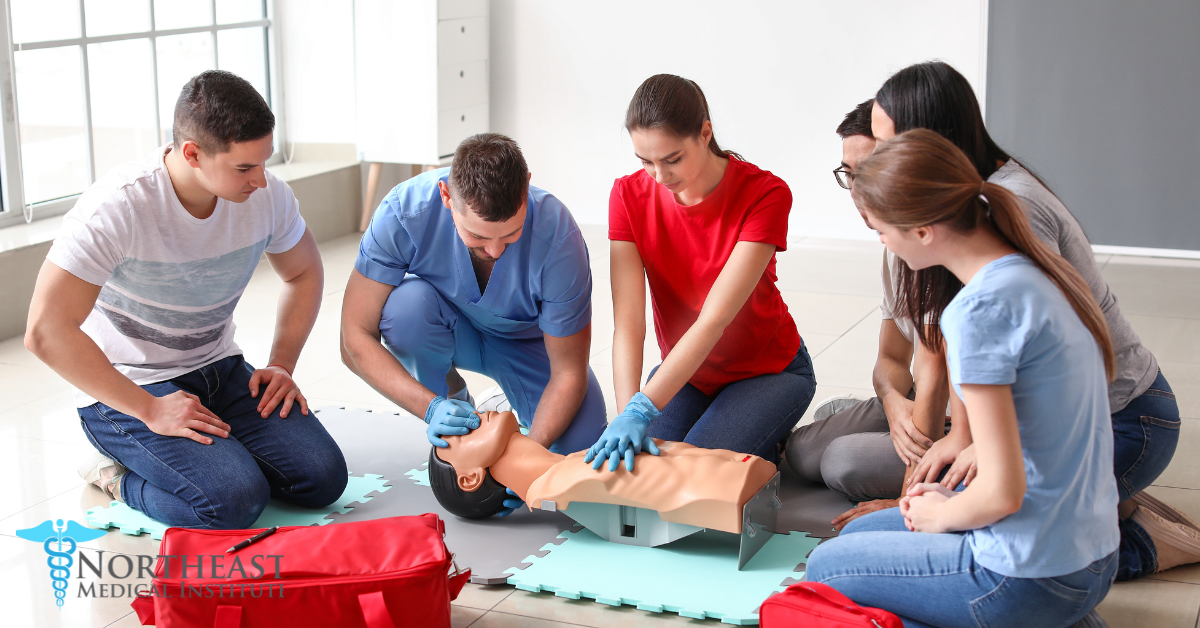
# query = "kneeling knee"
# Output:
<box><xmin>202</xmin><ymin>476</ymin><xmax>271</xmax><ymax>530</ymax></box>
<box><xmin>289</xmin><ymin>449</ymin><xmax>349</xmax><ymax>508</ymax></box>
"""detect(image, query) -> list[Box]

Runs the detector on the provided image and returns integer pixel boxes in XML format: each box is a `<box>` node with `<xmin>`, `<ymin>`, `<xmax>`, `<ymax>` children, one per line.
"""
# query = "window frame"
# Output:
<box><xmin>0</xmin><ymin>0</ymin><xmax>281</xmax><ymax>229</ymax></box>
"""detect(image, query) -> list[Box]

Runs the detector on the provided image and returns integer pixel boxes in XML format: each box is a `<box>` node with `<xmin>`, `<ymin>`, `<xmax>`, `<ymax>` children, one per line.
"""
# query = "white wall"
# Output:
<box><xmin>489</xmin><ymin>0</ymin><xmax>988</xmax><ymax>240</ymax></box>
<box><xmin>277</xmin><ymin>0</ymin><xmax>357</xmax><ymax>145</ymax></box>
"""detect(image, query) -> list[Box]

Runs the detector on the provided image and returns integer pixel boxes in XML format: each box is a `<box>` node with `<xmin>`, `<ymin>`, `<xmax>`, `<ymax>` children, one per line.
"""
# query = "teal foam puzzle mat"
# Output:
<box><xmin>505</xmin><ymin>526</ymin><xmax>821</xmax><ymax>625</ymax></box>
<box><xmin>84</xmin><ymin>473</ymin><xmax>391</xmax><ymax>540</ymax></box>
<box><xmin>405</xmin><ymin>461</ymin><xmax>430</xmax><ymax>487</ymax></box>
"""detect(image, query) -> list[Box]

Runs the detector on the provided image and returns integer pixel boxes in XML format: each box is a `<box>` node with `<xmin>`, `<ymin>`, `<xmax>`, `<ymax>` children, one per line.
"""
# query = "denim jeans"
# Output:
<box><xmin>78</xmin><ymin>355</ymin><xmax>348</xmax><ymax>529</ymax></box>
<box><xmin>645</xmin><ymin>343</ymin><xmax>817</xmax><ymax>463</ymax></box>
<box><xmin>1113</xmin><ymin>370</ymin><xmax>1181</xmax><ymax>580</ymax></box>
<box><xmin>807</xmin><ymin>508</ymin><xmax>1118</xmax><ymax>628</ymax></box>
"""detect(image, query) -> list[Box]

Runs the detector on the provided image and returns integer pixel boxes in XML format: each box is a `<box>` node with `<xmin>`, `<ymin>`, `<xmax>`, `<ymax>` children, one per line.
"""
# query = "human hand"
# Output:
<box><xmin>831</xmin><ymin>499</ymin><xmax>899</xmax><ymax>531</ymax></box>
<box><xmin>908</xmin><ymin>431</ymin><xmax>966</xmax><ymax>486</ymax></box>
<box><xmin>142</xmin><ymin>391</ymin><xmax>231</xmax><ymax>445</ymax></box>
<box><xmin>424</xmin><ymin>396</ymin><xmax>480</xmax><ymax>448</ymax></box>
<box><xmin>941</xmin><ymin>443</ymin><xmax>977</xmax><ymax>489</ymax></box>
<box><xmin>249</xmin><ymin>365</ymin><xmax>309</xmax><ymax>418</ymax></box>
<box><xmin>882</xmin><ymin>393</ymin><xmax>933</xmax><ymax>467</ymax></box>
<box><xmin>584</xmin><ymin>392</ymin><xmax>661</xmax><ymax>472</ymax></box>
<box><xmin>495</xmin><ymin>488</ymin><xmax>524</xmax><ymax>517</ymax></box>
<box><xmin>901</xmin><ymin>483</ymin><xmax>956</xmax><ymax>532</ymax></box>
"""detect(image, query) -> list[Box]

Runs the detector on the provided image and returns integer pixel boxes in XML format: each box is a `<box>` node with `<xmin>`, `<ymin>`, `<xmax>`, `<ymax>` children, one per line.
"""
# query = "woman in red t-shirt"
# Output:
<box><xmin>585</xmin><ymin>74</ymin><xmax>817</xmax><ymax>472</ymax></box>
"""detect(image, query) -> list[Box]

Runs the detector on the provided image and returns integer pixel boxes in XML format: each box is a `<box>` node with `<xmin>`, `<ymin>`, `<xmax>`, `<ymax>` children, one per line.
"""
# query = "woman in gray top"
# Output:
<box><xmin>861</xmin><ymin>61</ymin><xmax>1189</xmax><ymax>581</ymax></box>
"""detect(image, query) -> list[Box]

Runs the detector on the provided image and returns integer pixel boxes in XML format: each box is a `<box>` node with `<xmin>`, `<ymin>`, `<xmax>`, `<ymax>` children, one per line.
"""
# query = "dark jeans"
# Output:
<box><xmin>1114</xmin><ymin>370</ymin><xmax>1181</xmax><ymax>580</ymax></box>
<box><xmin>79</xmin><ymin>355</ymin><xmax>348</xmax><ymax>529</ymax></box>
<box><xmin>645</xmin><ymin>343</ymin><xmax>817</xmax><ymax>463</ymax></box>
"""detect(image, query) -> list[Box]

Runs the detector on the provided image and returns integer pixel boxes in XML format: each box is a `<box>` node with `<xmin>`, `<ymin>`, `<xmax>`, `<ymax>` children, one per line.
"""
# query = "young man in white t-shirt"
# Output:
<box><xmin>25</xmin><ymin>70</ymin><xmax>347</xmax><ymax>529</ymax></box>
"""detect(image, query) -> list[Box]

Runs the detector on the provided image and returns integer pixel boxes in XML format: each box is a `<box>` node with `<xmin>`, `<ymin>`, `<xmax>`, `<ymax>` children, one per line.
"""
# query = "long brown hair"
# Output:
<box><xmin>625</xmin><ymin>74</ymin><xmax>742</xmax><ymax>161</ymax></box>
<box><xmin>852</xmin><ymin>129</ymin><xmax>1115</xmax><ymax>379</ymax></box>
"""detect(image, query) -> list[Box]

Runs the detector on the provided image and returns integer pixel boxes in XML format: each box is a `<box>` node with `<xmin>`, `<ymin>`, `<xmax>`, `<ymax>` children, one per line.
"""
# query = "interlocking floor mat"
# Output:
<box><xmin>84</xmin><ymin>473</ymin><xmax>391</xmax><ymax>540</ymax></box>
<box><xmin>505</xmin><ymin>526</ymin><xmax>822</xmax><ymax>625</ymax></box>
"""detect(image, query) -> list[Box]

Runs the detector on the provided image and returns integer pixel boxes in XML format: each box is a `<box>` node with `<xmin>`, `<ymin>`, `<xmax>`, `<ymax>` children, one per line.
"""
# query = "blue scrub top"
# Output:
<box><xmin>355</xmin><ymin>168</ymin><xmax>592</xmax><ymax>340</ymax></box>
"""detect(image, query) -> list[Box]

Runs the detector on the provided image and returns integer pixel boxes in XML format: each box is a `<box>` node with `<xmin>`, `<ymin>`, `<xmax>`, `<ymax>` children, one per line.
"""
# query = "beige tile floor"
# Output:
<box><xmin>3</xmin><ymin>225</ymin><xmax>1199</xmax><ymax>627</ymax></box>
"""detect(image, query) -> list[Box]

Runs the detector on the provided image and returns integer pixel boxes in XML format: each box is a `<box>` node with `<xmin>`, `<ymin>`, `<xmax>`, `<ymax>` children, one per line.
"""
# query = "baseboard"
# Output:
<box><xmin>1091</xmin><ymin>244</ymin><xmax>1200</xmax><ymax>260</ymax></box>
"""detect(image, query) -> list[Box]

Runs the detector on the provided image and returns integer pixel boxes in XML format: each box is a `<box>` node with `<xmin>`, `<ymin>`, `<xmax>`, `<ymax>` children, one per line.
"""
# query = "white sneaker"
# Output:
<box><xmin>475</xmin><ymin>385</ymin><xmax>513</xmax><ymax>414</ymax></box>
<box><xmin>811</xmin><ymin>394</ymin><xmax>868</xmax><ymax>422</ymax></box>
<box><xmin>77</xmin><ymin>450</ymin><xmax>127</xmax><ymax>502</ymax></box>
<box><xmin>1132</xmin><ymin>491</ymin><xmax>1200</xmax><ymax>572</ymax></box>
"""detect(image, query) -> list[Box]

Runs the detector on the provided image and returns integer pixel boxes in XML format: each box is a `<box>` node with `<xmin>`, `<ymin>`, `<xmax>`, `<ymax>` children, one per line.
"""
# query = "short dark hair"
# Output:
<box><xmin>448</xmin><ymin>133</ymin><xmax>530</xmax><ymax>222</ymax></box>
<box><xmin>836</xmin><ymin>99</ymin><xmax>874</xmax><ymax>139</ymax></box>
<box><xmin>173</xmin><ymin>70</ymin><xmax>274</xmax><ymax>154</ymax></box>
<box><xmin>428</xmin><ymin>447</ymin><xmax>510</xmax><ymax>519</ymax></box>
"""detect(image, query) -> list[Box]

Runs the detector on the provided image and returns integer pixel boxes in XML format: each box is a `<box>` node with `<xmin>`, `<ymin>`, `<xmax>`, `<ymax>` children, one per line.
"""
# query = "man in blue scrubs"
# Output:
<box><xmin>341</xmin><ymin>133</ymin><xmax>606</xmax><ymax>463</ymax></box>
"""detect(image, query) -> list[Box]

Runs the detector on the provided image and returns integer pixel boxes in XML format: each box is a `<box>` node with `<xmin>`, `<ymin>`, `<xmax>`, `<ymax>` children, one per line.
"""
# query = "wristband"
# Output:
<box><xmin>424</xmin><ymin>396</ymin><xmax>446</xmax><ymax>424</ymax></box>
<box><xmin>265</xmin><ymin>363</ymin><xmax>292</xmax><ymax>376</ymax></box>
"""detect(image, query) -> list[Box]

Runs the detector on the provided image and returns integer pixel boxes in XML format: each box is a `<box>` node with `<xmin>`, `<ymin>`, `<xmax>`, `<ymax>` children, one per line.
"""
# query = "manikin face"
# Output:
<box><xmin>871</xmin><ymin>102</ymin><xmax>897</xmax><ymax>143</ymax></box>
<box><xmin>436</xmin><ymin>410</ymin><xmax>520</xmax><ymax>492</ymax></box>
<box><xmin>438</xmin><ymin>180</ymin><xmax>527</xmax><ymax>262</ymax></box>
<box><xmin>629</xmin><ymin>123</ymin><xmax>714</xmax><ymax>200</ymax></box>
<box><xmin>180</xmin><ymin>134</ymin><xmax>274</xmax><ymax>202</ymax></box>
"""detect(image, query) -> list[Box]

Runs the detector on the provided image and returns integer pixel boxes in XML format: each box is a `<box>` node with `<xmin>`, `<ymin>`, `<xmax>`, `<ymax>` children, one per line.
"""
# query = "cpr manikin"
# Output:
<box><xmin>429</xmin><ymin>411</ymin><xmax>782</xmax><ymax>566</ymax></box>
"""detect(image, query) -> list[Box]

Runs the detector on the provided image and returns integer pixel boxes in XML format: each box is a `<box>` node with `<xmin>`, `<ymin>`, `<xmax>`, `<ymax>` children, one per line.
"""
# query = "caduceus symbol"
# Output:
<box><xmin>16</xmin><ymin>519</ymin><xmax>106</xmax><ymax>608</ymax></box>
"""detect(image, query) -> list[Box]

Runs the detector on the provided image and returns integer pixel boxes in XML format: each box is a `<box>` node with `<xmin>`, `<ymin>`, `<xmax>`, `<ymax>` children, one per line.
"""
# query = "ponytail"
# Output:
<box><xmin>853</xmin><ymin>129</ymin><xmax>1115</xmax><ymax>381</ymax></box>
<box><xmin>981</xmin><ymin>182</ymin><xmax>1115</xmax><ymax>379</ymax></box>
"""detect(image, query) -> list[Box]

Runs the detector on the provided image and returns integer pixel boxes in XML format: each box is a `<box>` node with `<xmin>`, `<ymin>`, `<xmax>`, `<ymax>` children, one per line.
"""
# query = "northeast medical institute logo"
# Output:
<box><xmin>16</xmin><ymin>519</ymin><xmax>106</xmax><ymax>608</ymax></box>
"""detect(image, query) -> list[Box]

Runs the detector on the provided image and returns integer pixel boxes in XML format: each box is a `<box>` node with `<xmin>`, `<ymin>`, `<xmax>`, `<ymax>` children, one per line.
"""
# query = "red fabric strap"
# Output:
<box><xmin>449</xmin><ymin>568</ymin><xmax>472</xmax><ymax>601</ymax></box>
<box><xmin>130</xmin><ymin>594</ymin><xmax>154</xmax><ymax>625</ymax></box>
<box><xmin>358</xmin><ymin>591</ymin><xmax>397</xmax><ymax>628</ymax></box>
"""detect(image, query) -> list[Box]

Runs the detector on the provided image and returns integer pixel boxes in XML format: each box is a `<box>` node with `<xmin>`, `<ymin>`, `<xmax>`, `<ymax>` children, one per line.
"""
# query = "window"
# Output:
<box><xmin>0</xmin><ymin>0</ymin><xmax>278</xmax><ymax>227</ymax></box>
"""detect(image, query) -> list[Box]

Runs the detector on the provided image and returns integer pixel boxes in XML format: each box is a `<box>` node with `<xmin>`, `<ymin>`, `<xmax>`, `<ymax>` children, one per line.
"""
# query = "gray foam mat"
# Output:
<box><xmin>313</xmin><ymin>406</ymin><xmax>579</xmax><ymax>584</ymax></box>
<box><xmin>774</xmin><ymin>460</ymin><xmax>855</xmax><ymax>539</ymax></box>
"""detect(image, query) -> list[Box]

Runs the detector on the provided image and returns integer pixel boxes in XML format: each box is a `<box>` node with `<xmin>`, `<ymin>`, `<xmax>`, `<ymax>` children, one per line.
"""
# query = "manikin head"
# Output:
<box><xmin>429</xmin><ymin>410</ymin><xmax>520</xmax><ymax>519</ymax></box>
<box><xmin>624</xmin><ymin>74</ymin><xmax>741</xmax><ymax>200</ymax></box>
<box><xmin>438</xmin><ymin>134</ymin><xmax>531</xmax><ymax>263</ymax></box>
<box><xmin>172</xmin><ymin>70</ymin><xmax>275</xmax><ymax>203</ymax></box>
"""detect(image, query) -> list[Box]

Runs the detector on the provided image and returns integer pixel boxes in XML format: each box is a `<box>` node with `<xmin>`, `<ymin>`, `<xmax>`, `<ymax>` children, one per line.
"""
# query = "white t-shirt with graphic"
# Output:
<box><xmin>47</xmin><ymin>146</ymin><xmax>306</xmax><ymax>407</ymax></box>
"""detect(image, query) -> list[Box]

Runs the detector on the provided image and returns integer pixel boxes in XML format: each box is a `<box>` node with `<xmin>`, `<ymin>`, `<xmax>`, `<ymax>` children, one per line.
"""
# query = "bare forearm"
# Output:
<box><xmin>268</xmin><ymin>272</ymin><xmax>322</xmax><ymax>372</ymax></box>
<box><xmin>873</xmin><ymin>354</ymin><xmax>914</xmax><ymax>408</ymax></box>
<box><xmin>527</xmin><ymin>371</ymin><xmax>588</xmax><ymax>448</ymax></box>
<box><xmin>933</xmin><ymin>482</ymin><xmax>1019</xmax><ymax>532</ymax></box>
<box><xmin>27</xmin><ymin>324</ymin><xmax>155</xmax><ymax>419</ymax></box>
<box><xmin>341</xmin><ymin>329</ymin><xmax>437</xmax><ymax>417</ymax></box>
<box><xmin>641</xmin><ymin>315</ymin><xmax>723</xmax><ymax>410</ymax></box>
<box><xmin>910</xmin><ymin>345</ymin><xmax>950</xmax><ymax>443</ymax></box>
<box><xmin>612</xmin><ymin>325</ymin><xmax>645</xmax><ymax>412</ymax></box>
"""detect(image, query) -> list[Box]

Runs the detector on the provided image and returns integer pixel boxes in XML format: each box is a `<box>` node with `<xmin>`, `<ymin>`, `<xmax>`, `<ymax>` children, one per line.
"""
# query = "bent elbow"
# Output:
<box><xmin>24</xmin><ymin>321</ymin><xmax>50</xmax><ymax>358</ymax></box>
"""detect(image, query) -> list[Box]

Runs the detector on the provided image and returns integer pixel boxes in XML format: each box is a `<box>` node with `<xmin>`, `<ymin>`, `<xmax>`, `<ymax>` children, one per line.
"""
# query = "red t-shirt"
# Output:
<box><xmin>609</xmin><ymin>157</ymin><xmax>802</xmax><ymax>396</ymax></box>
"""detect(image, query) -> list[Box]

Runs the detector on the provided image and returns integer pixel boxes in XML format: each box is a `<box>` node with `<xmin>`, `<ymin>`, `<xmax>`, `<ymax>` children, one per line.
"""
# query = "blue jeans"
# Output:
<box><xmin>1113</xmin><ymin>370</ymin><xmax>1181</xmax><ymax>580</ymax></box>
<box><xmin>79</xmin><ymin>355</ymin><xmax>348</xmax><ymax>529</ymax></box>
<box><xmin>378</xmin><ymin>276</ymin><xmax>607</xmax><ymax>454</ymax></box>
<box><xmin>808</xmin><ymin>508</ymin><xmax>1118</xmax><ymax>628</ymax></box>
<box><xmin>645</xmin><ymin>343</ymin><xmax>817</xmax><ymax>463</ymax></box>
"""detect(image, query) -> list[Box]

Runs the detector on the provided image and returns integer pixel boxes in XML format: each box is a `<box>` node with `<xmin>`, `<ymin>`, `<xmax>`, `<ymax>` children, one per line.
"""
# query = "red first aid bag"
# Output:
<box><xmin>760</xmin><ymin>582</ymin><xmax>903</xmax><ymax>628</ymax></box>
<box><xmin>130</xmin><ymin>513</ymin><xmax>470</xmax><ymax>628</ymax></box>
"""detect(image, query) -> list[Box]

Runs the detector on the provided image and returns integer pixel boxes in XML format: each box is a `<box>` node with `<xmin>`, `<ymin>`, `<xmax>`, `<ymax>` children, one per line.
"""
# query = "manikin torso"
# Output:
<box><xmin>436</xmin><ymin>411</ymin><xmax>777</xmax><ymax>534</ymax></box>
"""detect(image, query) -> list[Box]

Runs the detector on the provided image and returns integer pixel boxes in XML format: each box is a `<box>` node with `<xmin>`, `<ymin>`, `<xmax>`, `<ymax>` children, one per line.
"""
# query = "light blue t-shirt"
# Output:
<box><xmin>355</xmin><ymin>168</ymin><xmax>592</xmax><ymax>340</ymax></box>
<box><xmin>942</xmin><ymin>254</ymin><xmax>1119</xmax><ymax>578</ymax></box>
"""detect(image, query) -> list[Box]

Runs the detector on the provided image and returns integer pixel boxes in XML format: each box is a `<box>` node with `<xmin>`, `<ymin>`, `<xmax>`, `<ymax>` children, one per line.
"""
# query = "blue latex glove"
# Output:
<box><xmin>424</xmin><ymin>396</ymin><xmax>479</xmax><ymax>448</ymax></box>
<box><xmin>495</xmin><ymin>488</ymin><xmax>524</xmax><ymax>517</ymax></box>
<box><xmin>583</xmin><ymin>392</ymin><xmax>662</xmax><ymax>472</ymax></box>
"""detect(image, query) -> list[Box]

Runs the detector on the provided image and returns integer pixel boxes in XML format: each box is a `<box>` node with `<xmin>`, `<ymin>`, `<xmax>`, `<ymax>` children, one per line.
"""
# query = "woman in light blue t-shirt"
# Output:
<box><xmin>806</xmin><ymin>129</ymin><xmax>1119</xmax><ymax>628</ymax></box>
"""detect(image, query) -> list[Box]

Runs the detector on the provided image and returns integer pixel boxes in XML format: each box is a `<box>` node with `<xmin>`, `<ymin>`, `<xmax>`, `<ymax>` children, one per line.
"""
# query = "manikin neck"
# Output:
<box><xmin>488</xmin><ymin>433</ymin><xmax>563</xmax><ymax>500</ymax></box>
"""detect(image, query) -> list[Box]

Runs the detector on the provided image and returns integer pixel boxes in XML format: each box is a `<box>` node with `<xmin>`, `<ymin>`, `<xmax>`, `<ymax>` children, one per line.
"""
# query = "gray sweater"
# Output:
<box><xmin>990</xmin><ymin>160</ymin><xmax>1158</xmax><ymax>412</ymax></box>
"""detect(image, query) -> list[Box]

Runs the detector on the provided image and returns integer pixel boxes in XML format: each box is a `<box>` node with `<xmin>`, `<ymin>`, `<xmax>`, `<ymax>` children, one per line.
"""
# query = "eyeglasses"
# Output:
<box><xmin>833</xmin><ymin>167</ymin><xmax>854</xmax><ymax>190</ymax></box>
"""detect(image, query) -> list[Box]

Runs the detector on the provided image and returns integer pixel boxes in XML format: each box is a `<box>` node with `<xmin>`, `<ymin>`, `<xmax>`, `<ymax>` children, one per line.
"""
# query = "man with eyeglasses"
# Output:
<box><xmin>785</xmin><ymin>99</ymin><xmax>954</xmax><ymax>531</ymax></box>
